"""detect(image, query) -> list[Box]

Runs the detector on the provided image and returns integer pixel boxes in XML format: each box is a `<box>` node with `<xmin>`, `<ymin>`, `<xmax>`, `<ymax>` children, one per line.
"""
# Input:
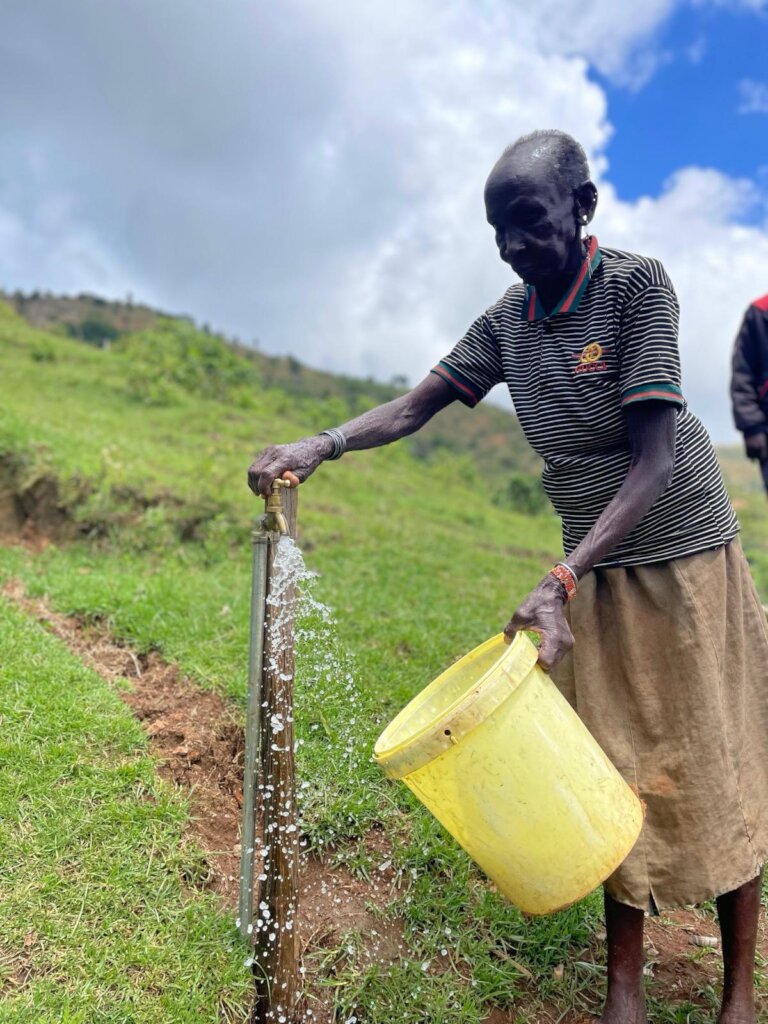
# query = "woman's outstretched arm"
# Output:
<box><xmin>248</xmin><ymin>372</ymin><xmax>457</xmax><ymax>497</ymax></box>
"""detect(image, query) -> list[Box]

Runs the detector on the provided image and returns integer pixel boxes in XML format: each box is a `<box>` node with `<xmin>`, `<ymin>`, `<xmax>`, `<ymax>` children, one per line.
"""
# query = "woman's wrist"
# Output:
<box><xmin>548</xmin><ymin>562</ymin><xmax>577</xmax><ymax>601</ymax></box>
<box><xmin>317</xmin><ymin>427</ymin><xmax>347</xmax><ymax>460</ymax></box>
<box><xmin>314</xmin><ymin>432</ymin><xmax>338</xmax><ymax>460</ymax></box>
<box><xmin>542</xmin><ymin>572</ymin><xmax>569</xmax><ymax>604</ymax></box>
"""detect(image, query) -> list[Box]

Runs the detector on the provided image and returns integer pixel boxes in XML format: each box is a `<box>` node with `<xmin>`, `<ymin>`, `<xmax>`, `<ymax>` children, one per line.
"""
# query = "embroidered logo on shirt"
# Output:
<box><xmin>580</xmin><ymin>342</ymin><xmax>603</xmax><ymax>363</ymax></box>
<box><xmin>573</xmin><ymin>342</ymin><xmax>609</xmax><ymax>375</ymax></box>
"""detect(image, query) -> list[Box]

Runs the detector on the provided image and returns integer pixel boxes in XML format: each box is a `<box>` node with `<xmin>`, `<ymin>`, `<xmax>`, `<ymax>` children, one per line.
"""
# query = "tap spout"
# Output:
<box><xmin>264</xmin><ymin>477</ymin><xmax>294</xmax><ymax>535</ymax></box>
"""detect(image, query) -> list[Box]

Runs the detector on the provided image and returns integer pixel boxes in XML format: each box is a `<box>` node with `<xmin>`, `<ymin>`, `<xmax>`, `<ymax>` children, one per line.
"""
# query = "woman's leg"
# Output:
<box><xmin>716</xmin><ymin>872</ymin><xmax>762</xmax><ymax>1024</ymax></box>
<box><xmin>602</xmin><ymin>890</ymin><xmax>647</xmax><ymax>1024</ymax></box>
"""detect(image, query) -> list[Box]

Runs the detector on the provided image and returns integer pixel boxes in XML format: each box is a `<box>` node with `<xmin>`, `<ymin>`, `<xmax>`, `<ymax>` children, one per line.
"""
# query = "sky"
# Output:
<box><xmin>1</xmin><ymin>0</ymin><xmax>767</xmax><ymax>442</ymax></box>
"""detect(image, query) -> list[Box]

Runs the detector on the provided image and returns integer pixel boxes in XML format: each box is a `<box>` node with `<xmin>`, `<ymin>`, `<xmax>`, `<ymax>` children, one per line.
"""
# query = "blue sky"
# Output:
<box><xmin>597</xmin><ymin>4</ymin><xmax>768</xmax><ymax>211</ymax></box>
<box><xmin>1</xmin><ymin>0</ymin><xmax>767</xmax><ymax>440</ymax></box>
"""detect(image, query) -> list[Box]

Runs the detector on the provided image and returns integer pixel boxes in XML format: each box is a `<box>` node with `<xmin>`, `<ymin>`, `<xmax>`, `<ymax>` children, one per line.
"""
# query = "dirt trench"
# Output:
<box><xmin>0</xmin><ymin>456</ymin><xmax>72</xmax><ymax>548</ymax></box>
<box><xmin>0</xmin><ymin>455</ymin><xmax>227</xmax><ymax>549</ymax></box>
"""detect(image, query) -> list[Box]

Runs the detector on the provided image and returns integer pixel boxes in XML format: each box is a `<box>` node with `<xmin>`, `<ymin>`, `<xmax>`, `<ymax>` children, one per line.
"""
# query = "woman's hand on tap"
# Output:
<box><xmin>248</xmin><ymin>436</ymin><xmax>333</xmax><ymax>497</ymax></box>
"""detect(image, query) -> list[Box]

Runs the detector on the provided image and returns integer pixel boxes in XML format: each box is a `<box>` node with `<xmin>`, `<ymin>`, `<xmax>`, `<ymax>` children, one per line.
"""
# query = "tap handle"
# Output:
<box><xmin>273</xmin><ymin>471</ymin><xmax>300</xmax><ymax>491</ymax></box>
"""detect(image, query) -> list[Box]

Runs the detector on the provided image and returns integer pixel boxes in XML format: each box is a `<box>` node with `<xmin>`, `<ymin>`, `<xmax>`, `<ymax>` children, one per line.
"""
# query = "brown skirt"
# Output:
<box><xmin>552</xmin><ymin>536</ymin><xmax>768</xmax><ymax>911</ymax></box>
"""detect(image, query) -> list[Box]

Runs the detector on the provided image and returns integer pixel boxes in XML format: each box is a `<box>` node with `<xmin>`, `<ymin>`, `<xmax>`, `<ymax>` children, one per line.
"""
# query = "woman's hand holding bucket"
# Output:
<box><xmin>504</xmin><ymin>574</ymin><xmax>575</xmax><ymax>672</ymax></box>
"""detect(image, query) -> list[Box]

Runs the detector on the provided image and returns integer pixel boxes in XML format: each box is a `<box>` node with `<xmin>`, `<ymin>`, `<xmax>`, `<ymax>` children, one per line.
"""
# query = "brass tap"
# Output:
<box><xmin>264</xmin><ymin>478</ymin><xmax>292</xmax><ymax>535</ymax></box>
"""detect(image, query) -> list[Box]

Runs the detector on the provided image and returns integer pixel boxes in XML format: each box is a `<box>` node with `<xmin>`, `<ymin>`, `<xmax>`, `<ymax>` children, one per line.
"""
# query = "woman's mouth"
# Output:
<box><xmin>510</xmin><ymin>259</ymin><xmax>535</xmax><ymax>279</ymax></box>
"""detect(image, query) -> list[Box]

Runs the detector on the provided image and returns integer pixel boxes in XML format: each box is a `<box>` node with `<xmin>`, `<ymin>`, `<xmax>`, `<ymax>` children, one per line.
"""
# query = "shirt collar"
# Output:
<box><xmin>522</xmin><ymin>235</ymin><xmax>602</xmax><ymax>322</ymax></box>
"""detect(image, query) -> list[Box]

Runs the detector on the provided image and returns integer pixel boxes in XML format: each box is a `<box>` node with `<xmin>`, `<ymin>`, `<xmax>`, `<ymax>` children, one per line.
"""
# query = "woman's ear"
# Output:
<box><xmin>574</xmin><ymin>180</ymin><xmax>598</xmax><ymax>224</ymax></box>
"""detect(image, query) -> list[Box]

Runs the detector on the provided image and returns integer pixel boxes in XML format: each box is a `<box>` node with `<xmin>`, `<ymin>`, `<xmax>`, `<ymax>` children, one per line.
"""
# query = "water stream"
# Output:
<box><xmin>245</xmin><ymin>536</ymin><xmax>373</xmax><ymax>1021</ymax></box>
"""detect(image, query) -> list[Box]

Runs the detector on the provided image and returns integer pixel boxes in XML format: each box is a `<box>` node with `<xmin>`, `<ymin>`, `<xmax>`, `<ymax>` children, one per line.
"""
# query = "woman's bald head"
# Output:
<box><xmin>487</xmin><ymin>129</ymin><xmax>591</xmax><ymax>197</ymax></box>
<box><xmin>483</xmin><ymin>129</ymin><xmax>597</xmax><ymax>286</ymax></box>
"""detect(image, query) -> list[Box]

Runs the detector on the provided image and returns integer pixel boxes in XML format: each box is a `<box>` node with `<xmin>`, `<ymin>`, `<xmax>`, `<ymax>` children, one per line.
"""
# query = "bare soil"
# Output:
<box><xmin>0</xmin><ymin>456</ymin><xmax>67</xmax><ymax>549</ymax></box>
<box><xmin>0</xmin><ymin>289</ymin><xmax>159</xmax><ymax>336</ymax></box>
<box><xmin>0</xmin><ymin>455</ymin><xmax>225</xmax><ymax>549</ymax></box>
<box><xmin>0</xmin><ymin>936</ymin><xmax>36</xmax><ymax>998</ymax></box>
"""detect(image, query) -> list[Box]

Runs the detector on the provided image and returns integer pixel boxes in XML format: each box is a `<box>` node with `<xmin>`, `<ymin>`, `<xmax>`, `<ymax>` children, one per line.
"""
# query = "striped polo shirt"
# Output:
<box><xmin>432</xmin><ymin>239</ymin><xmax>738</xmax><ymax>567</ymax></box>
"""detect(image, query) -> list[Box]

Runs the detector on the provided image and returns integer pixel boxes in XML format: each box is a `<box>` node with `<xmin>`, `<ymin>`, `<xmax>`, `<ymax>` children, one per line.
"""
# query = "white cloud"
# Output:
<box><xmin>738</xmin><ymin>78</ymin><xmax>768</xmax><ymax>114</ymax></box>
<box><xmin>596</xmin><ymin>169</ymin><xmax>768</xmax><ymax>441</ymax></box>
<box><xmin>686</xmin><ymin>36</ymin><xmax>708</xmax><ymax>63</ymax></box>
<box><xmin>0</xmin><ymin>0</ymin><xmax>766</xmax><ymax>443</ymax></box>
<box><xmin>0</xmin><ymin>198</ymin><xmax>151</xmax><ymax>302</ymax></box>
<box><xmin>531</xmin><ymin>0</ymin><xmax>677</xmax><ymax>87</ymax></box>
<box><xmin>318</xmin><ymin>29</ymin><xmax>611</xmax><ymax>385</ymax></box>
<box><xmin>694</xmin><ymin>0</ymin><xmax>768</xmax><ymax>9</ymax></box>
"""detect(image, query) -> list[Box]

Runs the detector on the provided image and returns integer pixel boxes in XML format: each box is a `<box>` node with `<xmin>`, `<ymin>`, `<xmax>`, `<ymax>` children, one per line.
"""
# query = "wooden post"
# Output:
<box><xmin>252</xmin><ymin>486</ymin><xmax>300</xmax><ymax>1023</ymax></box>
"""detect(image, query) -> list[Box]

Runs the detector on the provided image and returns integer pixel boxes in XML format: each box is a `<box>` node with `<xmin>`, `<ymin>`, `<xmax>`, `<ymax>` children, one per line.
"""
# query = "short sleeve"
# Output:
<box><xmin>618</xmin><ymin>282</ymin><xmax>685</xmax><ymax>410</ymax></box>
<box><xmin>431</xmin><ymin>313</ymin><xmax>504</xmax><ymax>408</ymax></box>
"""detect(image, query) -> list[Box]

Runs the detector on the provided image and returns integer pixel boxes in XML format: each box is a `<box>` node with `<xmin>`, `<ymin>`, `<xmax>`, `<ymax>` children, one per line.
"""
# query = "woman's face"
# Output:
<box><xmin>484</xmin><ymin>161</ymin><xmax>583</xmax><ymax>285</ymax></box>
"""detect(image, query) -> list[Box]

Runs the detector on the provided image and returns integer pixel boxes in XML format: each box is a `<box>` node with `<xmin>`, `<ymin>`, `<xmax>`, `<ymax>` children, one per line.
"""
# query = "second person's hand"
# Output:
<box><xmin>745</xmin><ymin>432</ymin><xmax>768</xmax><ymax>462</ymax></box>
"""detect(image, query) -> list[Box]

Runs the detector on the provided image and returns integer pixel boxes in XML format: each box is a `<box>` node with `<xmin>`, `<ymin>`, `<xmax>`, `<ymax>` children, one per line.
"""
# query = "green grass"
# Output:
<box><xmin>719</xmin><ymin>445</ymin><xmax>768</xmax><ymax>595</ymax></box>
<box><xmin>0</xmin><ymin>598</ymin><xmax>253</xmax><ymax>1023</ymax></box>
<box><xmin>1</xmin><ymin>299</ymin><xmax>765</xmax><ymax>1022</ymax></box>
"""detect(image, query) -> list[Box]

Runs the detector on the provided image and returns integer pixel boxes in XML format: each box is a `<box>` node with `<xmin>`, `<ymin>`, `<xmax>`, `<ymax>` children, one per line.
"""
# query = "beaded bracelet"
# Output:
<box><xmin>549</xmin><ymin>562</ymin><xmax>578</xmax><ymax>601</ymax></box>
<box><xmin>319</xmin><ymin>427</ymin><xmax>347</xmax><ymax>460</ymax></box>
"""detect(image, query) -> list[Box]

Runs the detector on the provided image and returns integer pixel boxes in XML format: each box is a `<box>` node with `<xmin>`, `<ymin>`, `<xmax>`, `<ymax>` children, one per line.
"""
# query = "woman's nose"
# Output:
<box><xmin>500</xmin><ymin>230</ymin><xmax>522</xmax><ymax>261</ymax></box>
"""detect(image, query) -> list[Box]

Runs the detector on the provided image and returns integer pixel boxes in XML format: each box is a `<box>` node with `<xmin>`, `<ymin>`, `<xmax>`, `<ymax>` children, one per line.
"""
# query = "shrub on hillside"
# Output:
<box><xmin>116</xmin><ymin>319</ymin><xmax>260</xmax><ymax>406</ymax></box>
<box><xmin>499</xmin><ymin>472</ymin><xmax>549</xmax><ymax>515</ymax></box>
<box><xmin>68</xmin><ymin>315</ymin><xmax>122</xmax><ymax>347</ymax></box>
<box><xmin>30</xmin><ymin>339</ymin><xmax>57</xmax><ymax>363</ymax></box>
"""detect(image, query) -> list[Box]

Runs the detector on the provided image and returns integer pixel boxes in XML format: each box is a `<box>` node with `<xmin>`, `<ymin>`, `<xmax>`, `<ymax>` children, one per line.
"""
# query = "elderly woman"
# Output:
<box><xmin>249</xmin><ymin>129</ymin><xmax>768</xmax><ymax>1024</ymax></box>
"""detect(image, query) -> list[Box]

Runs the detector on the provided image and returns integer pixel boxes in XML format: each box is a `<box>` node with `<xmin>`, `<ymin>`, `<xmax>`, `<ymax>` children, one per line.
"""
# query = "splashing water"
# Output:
<box><xmin>251</xmin><ymin>535</ymin><xmax>377</xmax><ymax>1021</ymax></box>
<box><xmin>272</xmin><ymin>536</ymin><xmax>371</xmax><ymax>830</ymax></box>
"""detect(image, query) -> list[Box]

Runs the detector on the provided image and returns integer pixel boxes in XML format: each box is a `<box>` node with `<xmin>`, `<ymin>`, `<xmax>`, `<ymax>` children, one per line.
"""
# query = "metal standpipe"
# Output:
<box><xmin>238</xmin><ymin>526</ymin><xmax>269</xmax><ymax>941</ymax></box>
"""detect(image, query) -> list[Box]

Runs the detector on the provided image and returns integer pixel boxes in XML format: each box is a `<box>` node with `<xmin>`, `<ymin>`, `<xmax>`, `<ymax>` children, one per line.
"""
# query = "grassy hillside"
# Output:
<box><xmin>1</xmin><ymin>297</ymin><xmax>766</xmax><ymax>1024</ymax></box>
<box><xmin>717</xmin><ymin>445</ymin><xmax>768</xmax><ymax>591</ymax></box>
<box><xmin>0</xmin><ymin>300</ymin><xmax>560</xmax><ymax>701</ymax></box>
<box><xmin>1</xmin><ymin>289</ymin><xmax>543</xmax><ymax>488</ymax></box>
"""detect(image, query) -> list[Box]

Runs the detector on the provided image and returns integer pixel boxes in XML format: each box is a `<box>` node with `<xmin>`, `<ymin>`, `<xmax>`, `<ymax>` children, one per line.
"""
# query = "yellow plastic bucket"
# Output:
<box><xmin>374</xmin><ymin>633</ymin><xmax>643</xmax><ymax>915</ymax></box>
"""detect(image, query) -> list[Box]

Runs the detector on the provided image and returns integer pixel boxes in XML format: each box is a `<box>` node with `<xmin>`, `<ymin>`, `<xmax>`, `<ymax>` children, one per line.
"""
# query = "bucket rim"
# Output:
<box><xmin>373</xmin><ymin>632</ymin><xmax>539</xmax><ymax>779</ymax></box>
